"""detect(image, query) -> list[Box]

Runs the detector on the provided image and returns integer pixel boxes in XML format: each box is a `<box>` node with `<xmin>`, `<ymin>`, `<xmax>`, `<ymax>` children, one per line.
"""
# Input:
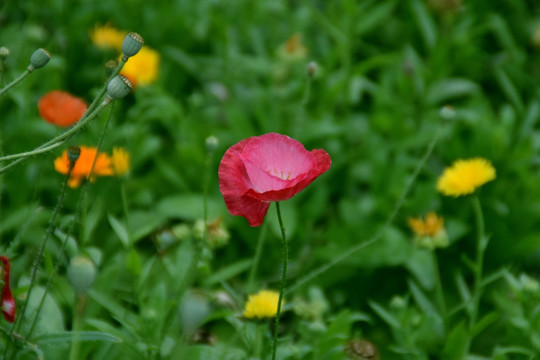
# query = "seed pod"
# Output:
<box><xmin>106</xmin><ymin>75</ymin><xmax>133</xmax><ymax>100</ymax></box>
<box><xmin>28</xmin><ymin>48</ymin><xmax>50</xmax><ymax>71</ymax></box>
<box><xmin>67</xmin><ymin>256</ymin><xmax>96</xmax><ymax>295</ymax></box>
<box><xmin>122</xmin><ymin>32</ymin><xmax>144</xmax><ymax>60</ymax></box>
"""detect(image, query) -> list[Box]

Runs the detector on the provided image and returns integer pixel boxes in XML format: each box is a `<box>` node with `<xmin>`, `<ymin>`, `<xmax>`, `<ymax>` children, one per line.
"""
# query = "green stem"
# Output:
<box><xmin>0</xmin><ymin>69</ymin><xmax>30</xmax><ymax>99</ymax></box>
<box><xmin>6</xmin><ymin>165</ymin><xmax>73</xmax><ymax>358</ymax></box>
<box><xmin>287</xmin><ymin>123</ymin><xmax>443</xmax><ymax>294</ymax></box>
<box><xmin>271</xmin><ymin>202</ymin><xmax>288</xmax><ymax>360</ymax></box>
<box><xmin>432</xmin><ymin>251</ymin><xmax>447</xmax><ymax>332</ymax></box>
<box><xmin>247</xmin><ymin>220</ymin><xmax>268</xmax><ymax>293</ymax></box>
<box><xmin>464</xmin><ymin>195</ymin><xmax>487</xmax><ymax>355</ymax></box>
<box><xmin>68</xmin><ymin>294</ymin><xmax>87</xmax><ymax>360</ymax></box>
<box><xmin>0</xmin><ymin>100</ymin><xmax>110</xmax><ymax>175</ymax></box>
<box><xmin>25</xmin><ymin>218</ymin><xmax>77</xmax><ymax>339</ymax></box>
<box><xmin>254</xmin><ymin>323</ymin><xmax>264</xmax><ymax>359</ymax></box>
<box><xmin>0</xmin><ymin>58</ymin><xmax>126</xmax><ymax>173</ymax></box>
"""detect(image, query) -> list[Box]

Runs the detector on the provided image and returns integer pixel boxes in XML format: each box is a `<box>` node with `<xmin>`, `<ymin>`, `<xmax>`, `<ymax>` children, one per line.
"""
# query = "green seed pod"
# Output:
<box><xmin>28</xmin><ymin>48</ymin><xmax>50</xmax><ymax>71</ymax></box>
<box><xmin>205</xmin><ymin>135</ymin><xmax>219</xmax><ymax>153</ymax></box>
<box><xmin>0</xmin><ymin>47</ymin><xmax>10</xmax><ymax>60</ymax></box>
<box><xmin>122</xmin><ymin>32</ymin><xmax>144</xmax><ymax>59</ymax></box>
<box><xmin>106</xmin><ymin>75</ymin><xmax>133</xmax><ymax>100</ymax></box>
<box><xmin>67</xmin><ymin>256</ymin><xmax>96</xmax><ymax>294</ymax></box>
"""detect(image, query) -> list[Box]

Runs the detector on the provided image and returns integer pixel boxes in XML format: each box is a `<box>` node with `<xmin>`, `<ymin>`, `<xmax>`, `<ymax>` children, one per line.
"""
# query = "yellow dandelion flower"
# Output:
<box><xmin>436</xmin><ymin>158</ymin><xmax>496</xmax><ymax>197</ymax></box>
<box><xmin>111</xmin><ymin>147</ymin><xmax>130</xmax><ymax>176</ymax></box>
<box><xmin>243</xmin><ymin>290</ymin><xmax>280</xmax><ymax>319</ymax></box>
<box><xmin>90</xmin><ymin>23</ymin><xmax>126</xmax><ymax>50</ymax></box>
<box><xmin>120</xmin><ymin>46</ymin><xmax>160</xmax><ymax>87</ymax></box>
<box><xmin>408</xmin><ymin>212</ymin><xmax>448</xmax><ymax>249</ymax></box>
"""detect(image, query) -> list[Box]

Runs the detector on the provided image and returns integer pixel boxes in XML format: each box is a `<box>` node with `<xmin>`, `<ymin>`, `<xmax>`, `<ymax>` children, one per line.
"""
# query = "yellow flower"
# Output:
<box><xmin>111</xmin><ymin>147</ymin><xmax>130</xmax><ymax>176</ymax></box>
<box><xmin>408</xmin><ymin>212</ymin><xmax>448</xmax><ymax>249</ymax></box>
<box><xmin>120</xmin><ymin>46</ymin><xmax>160</xmax><ymax>87</ymax></box>
<box><xmin>243</xmin><ymin>290</ymin><xmax>280</xmax><ymax>319</ymax></box>
<box><xmin>436</xmin><ymin>158</ymin><xmax>496</xmax><ymax>197</ymax></box>
<box><xmin>90</xmin><ymin>23</ymin><xmax>126</xmax><ymax>50</ymax></box>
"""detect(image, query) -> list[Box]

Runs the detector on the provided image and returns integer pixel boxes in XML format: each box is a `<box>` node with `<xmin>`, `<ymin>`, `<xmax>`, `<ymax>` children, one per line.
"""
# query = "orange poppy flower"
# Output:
<box><xmin>38</xmin><ymin>90</ymin><xmax>88</xmax><ymax>127</ymax></box>
<box><xmin>54</xmin><ymin>146</ymin><xmax>113</xmax><ymax>188</ymax></box>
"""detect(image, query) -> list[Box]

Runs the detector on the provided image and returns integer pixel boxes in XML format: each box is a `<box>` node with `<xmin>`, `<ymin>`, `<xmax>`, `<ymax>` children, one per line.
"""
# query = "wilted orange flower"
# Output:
<box><xmin>90</xmin><ymin>23</ymin><xmax>126</xmax><ymax>50</ymax></box>
<box><xmin>277</xmin><ymin>33</ymin><xmax>308</xmax><ymax>62</ymax></box>
<box><xmin>408</xmin><ymin>212</ymin><xmax>448</xmax><ymax>249</ymax></box>
<box><xmin>120</xmin><ymin>46</ymin><xmax>160</xmax><ymax>87</ymax></box>
<box><xmin>38</xmin><ymin>90</ymin><xmax>88</xmax><ymax>127</ymax></box>
<box><xmin>54</xmin><ymin>146</ymin><xmax>113</xmax><ymax>188</ymax></box>
<box><xmin>111</xmin><ymin>147</ymin><xmax>130</xmax><ymax>176</ymax></box>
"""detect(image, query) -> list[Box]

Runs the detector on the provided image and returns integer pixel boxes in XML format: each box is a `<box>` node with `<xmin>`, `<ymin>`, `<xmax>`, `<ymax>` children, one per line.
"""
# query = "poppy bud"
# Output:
<box><xmin>67</xmin><ymin>256</ymin><xmax>96</xmax><ymax>295</ymax></box>
<box><xmin>0</xmin><ymin>47</ymin><xmax>9</xmax><ymax>60</ymax></box>
<box><xmin>306</xmin><ymin>61</ymin><xmax>318</xmax><ymax>78</ymax></box>
<box><xmin>439</xmin><ymin>105</ymin><xmax>455</xmax><ymax>122</ymax></box>
<box><xmin>0</xmin><ymin>256</ymin><xmax>15</xmax><ymax>323</ymax></box>
<box><xmin>28</xmin><ymin>48</ymin><xmax>51</xmax><ymax>71</ymax></box>
<box><xmin>106</xmin><ymin>75</ymin><xmax>132</xmax><ymax>101</ymax></box>
<box><xmin>121</xmin><ymin>32</ymin><xmax>144</xmax><ymax>60</ymax></box>
<box><xmin>67</xmin><ymin>146</ymin><xmax>81</xmax><ymax>169</ymax></box>
<box><xmin>205</xmin><ymin>135</ymin><xmax>219</xmax><ymax>153</ymax></box>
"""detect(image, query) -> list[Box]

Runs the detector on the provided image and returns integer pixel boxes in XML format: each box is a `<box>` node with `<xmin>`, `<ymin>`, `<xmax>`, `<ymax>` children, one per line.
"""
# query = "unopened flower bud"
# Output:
<box><xmin>205</xmin><ymin>135</ymin><xmax>219</xmax><ymax>153</ymax></box>
<box><xmin>106</xmin><ymin>75</ymin><xmax>132</xmax><ymax>100</ymax></box>
<box><xmin>122</xmin><ymin>32</ymin><xmax>144</xmax><ymax>60</ymax></box>
<box><xmin>439</xmin><ymin>105</ymin><xmax>456</xmax><ymax>122</ymax></box>
<box><xmin>28</xmin><ymin>48</ymin><xmax>50</xmax><ymax>71</ymax></box>
<box><xmin>0</xmin><ymin>47</ymin><xmax>9</xmax><ymax>60</ymax></box>
<box><xmin>67</xmin><ymin>146</ymin><xmax>81</xmax><ymax>169</ymax></box>
<box><xmin>306</xmin><ymin>61</ymin><xmax>318</xmax><ymax>78</ymax></box>
<box><xmin>67</xmin><ymin>256</ymin><xmax>96</xmax><ymax>294</ymax></box>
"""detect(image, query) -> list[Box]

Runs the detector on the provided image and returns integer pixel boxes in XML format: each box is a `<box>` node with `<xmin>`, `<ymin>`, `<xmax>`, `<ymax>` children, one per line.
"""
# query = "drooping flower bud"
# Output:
<box><xmin>121</xmin><ymin>32</ymin><xmax>144</xmax><ymax>60</ymax></box>
<box><xmin>105</xmin><ymin>75</ymin><xmax>133</xmax><ymax>101</ymax></box>
<box><xmin>28</xmin><ymin>48</ymin><xmax>51</xmax><ymax>71</ymax></box>
<box><xmin>0</xmin><ymin>256</ymin><xmax>15</xmax><ymax>323</ymax></box>
<box><xmin>67</xmin><ymin>255</ymin><xmax>96</xmax><ymax>295</ymax></box>
<box><xmin>0</xmin><ymin>47</ymin><xmax>10</xmax><ymax>60</ymax></box>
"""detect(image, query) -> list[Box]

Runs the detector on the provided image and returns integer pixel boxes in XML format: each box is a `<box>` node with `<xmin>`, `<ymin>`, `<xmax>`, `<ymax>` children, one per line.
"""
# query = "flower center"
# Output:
<box><xmin>268</xmin><ymin>168</ymin><xmax>292</xmax><ymax>180</ymax></box>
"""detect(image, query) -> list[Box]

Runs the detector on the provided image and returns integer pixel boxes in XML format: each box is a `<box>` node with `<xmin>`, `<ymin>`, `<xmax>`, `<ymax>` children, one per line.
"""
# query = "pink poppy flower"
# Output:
<box><xmin>0</xmin><ymin>256</ymin><xmax>15</xmax><ymax>323</ymax></box>
<box><xmin>218</xmin><ymin>133</ymin><xmax>331</xmax><ymax>226</ymax></box>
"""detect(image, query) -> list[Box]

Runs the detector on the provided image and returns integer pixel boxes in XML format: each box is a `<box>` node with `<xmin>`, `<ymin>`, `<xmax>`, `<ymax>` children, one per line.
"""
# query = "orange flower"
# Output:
<box><xmin>54</xmin><ymin>146</ymin><xmax>113</xmax><ymax>188</ymax></box>
<box><xmin>38</xmin><ymin>90</ymin><xmax>88</xmax><ymax>127</ymax></box>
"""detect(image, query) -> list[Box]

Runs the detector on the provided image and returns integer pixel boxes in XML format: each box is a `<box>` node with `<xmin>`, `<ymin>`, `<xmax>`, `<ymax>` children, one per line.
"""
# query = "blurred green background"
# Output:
<box><xmin>1</xmin><ymin>0</ymin><xmax>540</xmax><ymax>358</ymax></box>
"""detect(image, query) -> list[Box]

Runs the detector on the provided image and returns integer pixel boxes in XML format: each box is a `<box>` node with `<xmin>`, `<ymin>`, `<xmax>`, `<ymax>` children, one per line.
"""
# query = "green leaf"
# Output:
<box><xmin>426</xmin><ymin>78</ymin><xmax>479</xmax><ymax>105</ymax></box>
<box><xmin>441</xmin><ymin>321</ymin><xmax>468</xmax><ymax>360</ymax></box>
<box><xmin>108</xmin><ymin>214</ymin><xmax>129</xmax><ymax>248</ymax></box>
<box><xmin>202</xmin><ymin>258</ymin><xmax>253</xmax><ymax>286</ymax></box>
<box><xmin>410</xmin><ymin>0</ymin><xmax>437</xmax><ymax>50</ymax></box>
<box><xmin>369</xmin><ymin>301</ymin><xmax>400</xmax><ymax>329</ymax></box>
<box><xmin>33</xmin><ymin>331</ymin><xmax>122</xmax><ymax>344</ymax></box>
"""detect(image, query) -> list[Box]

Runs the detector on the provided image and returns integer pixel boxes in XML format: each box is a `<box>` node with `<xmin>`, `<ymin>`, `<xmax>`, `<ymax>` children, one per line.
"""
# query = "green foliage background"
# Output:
<box><xmin>1</xmin><ymin>0</ymin><xmax>540</xmax><ymax>359</ymax></box>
